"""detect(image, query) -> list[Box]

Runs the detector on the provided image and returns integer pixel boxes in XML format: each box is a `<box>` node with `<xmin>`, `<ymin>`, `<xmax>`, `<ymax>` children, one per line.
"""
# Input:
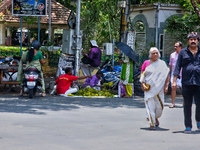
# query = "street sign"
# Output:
<box><xmin>126</xmin><ymin>31</ymin><xmax>135</xmax><ymax>50</ymax></box>
<box><xmin>67</xmin><ymin>10</ymin><xmax>76</xmax><ymax>29</ymax></box>
<box><xmin>12</xmin><ymin>0</ymin><xmax>47</xmax><ymax>16</ymax></box>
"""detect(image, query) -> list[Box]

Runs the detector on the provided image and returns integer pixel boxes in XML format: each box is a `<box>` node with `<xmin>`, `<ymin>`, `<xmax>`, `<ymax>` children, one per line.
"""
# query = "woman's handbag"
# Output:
<box><xmin>81</xmin><ymin>56</ymin><xmax>90</xmax><ymax>64</ymax></box>
<box><xmin>144</xmin><ymin>83</ymin><xmax>151</xmax><ymax>91</ymax></box>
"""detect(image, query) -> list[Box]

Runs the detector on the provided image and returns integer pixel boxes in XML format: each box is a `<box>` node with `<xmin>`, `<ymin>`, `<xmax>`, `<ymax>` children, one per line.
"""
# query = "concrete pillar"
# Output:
<box><xmin>0</xmin><ymin>24</ymin><xmax>6</xmax><ymax>45</ymax></box>
<box><xmin>7</xmin><ymin>27</ymin><xmax>11</xmax><ymax>36</ymax></box>
<box><xmin>6</xmin><ymin>27</ymin><xmax>12</xmax><ymax>46</ymax></box>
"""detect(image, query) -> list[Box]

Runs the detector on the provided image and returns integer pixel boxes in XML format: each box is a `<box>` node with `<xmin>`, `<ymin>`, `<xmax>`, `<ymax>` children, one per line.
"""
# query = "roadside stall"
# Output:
<box><xmin>0</xmin><ymin>61</ymin><xmax>20</xmax><ymax>93</ymax></box>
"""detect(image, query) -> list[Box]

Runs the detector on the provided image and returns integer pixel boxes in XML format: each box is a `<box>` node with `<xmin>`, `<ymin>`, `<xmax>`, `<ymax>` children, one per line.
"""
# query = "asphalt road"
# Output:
<box><xmin>0</xmin><ymin>93</ymin><xmax>199</xmax><ymax>150</ymax></box>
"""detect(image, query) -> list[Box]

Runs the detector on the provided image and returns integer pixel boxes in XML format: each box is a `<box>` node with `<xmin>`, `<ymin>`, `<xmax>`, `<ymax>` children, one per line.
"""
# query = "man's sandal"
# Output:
<box><xmin>169</xmin><ymin>104</ymin><xmax>175</xmax><ymax>108</ymax></box>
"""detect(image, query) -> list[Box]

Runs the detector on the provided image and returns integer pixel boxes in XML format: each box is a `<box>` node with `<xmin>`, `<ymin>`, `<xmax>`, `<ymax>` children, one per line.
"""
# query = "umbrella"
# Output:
<box><xmin>115</xmin><ymin>42</ymin><xmax>138</xmax><ymax>62</ymax></box>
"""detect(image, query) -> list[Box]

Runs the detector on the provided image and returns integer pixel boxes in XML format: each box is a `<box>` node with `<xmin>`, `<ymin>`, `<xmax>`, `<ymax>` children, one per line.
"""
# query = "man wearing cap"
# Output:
<box><xmin>80</xmin><ymin>40</ymin><xmax>102</xmax><ymax>76</ymax></box>
<box><xmin>173</xmin><ymin>32</ymin><xmax>200</xmax><ymax>133</ymax></box>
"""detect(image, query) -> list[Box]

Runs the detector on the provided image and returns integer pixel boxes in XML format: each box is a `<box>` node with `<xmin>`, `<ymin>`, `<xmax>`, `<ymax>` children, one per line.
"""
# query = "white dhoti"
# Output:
<box><xmin>50</xmin><ymin>85</ymin><xmax>78</xmax><ymax>97</ymax></box>
<box><xmin>145</xmin><ymin>90</ymin><xmax>164</xmax><ymax>126</ymax></box>
<box><xmin>140</xmin><ymin>59</ymin><xmax>169</xmax><ymax>126</ymax></box>
<box><xmin>61</xmin><ymin>87</ymin><xmax>78</xmax><ymax>97</ymax></box>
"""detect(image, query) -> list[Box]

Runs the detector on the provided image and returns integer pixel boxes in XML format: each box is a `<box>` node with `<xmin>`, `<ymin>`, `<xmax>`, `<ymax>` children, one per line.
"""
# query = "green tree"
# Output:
<box><xmin>80</xmin><ymin>0</ymin><xmax>121</xmax><ymax>49</ymax></box>
<box><xmin>23</xmin><ymin>16</ymin><xmax>38</xmax><ymax>44</ymax></box>
<box><xmin>164</xmin><ymin>0</ymin><xmax>200</xmax><ymax>44</ymax></box>
<box><xmin>190</xmin><ymin>0</ymin><xmax>200</xmax><ymax>19</ymax></box>
<box><xmin>131</xmin><ymin>0</ymin><xmax>180</xmax><ymax>4</ymax></box>
<box><xmin>54</xmin><ymin>0</ymin><xmax>121</xmax><ymax>50</ymax></box>
<box><xmin>55</xmin><ymin>0</ymin><xmax>200</xmax><ymax>48</ymax></box>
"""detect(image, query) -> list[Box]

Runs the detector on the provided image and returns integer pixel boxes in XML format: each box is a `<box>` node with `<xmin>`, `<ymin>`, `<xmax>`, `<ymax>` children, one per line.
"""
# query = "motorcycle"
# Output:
<box><xmin>22</xmin><ymin>67</ymin><xmax>43</xmax><ymax>98</ymax></box>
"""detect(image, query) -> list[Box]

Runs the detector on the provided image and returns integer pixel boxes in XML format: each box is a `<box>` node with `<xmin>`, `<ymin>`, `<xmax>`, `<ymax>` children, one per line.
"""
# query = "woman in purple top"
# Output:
<box><xmin>87</xmin><ymin>41</ymin><xmax>101</xmax><ymax>67</ymax></box>
<box><xmin>80</xmin><ymin>40</ymin><xmax>102</xmax><ymax>76</ymax></box>
<box><xmin>82</xmin><ymin>70</ymin><xmax>104</xmax><ymax>90</ymax></box>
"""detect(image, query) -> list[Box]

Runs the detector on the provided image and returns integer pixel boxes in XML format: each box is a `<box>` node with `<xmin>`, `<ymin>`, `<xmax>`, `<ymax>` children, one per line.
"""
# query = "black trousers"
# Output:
<box><xmin>182</xmin><ymin>84</ymin><xmax>200</xmax><ymax>128</ymax></box>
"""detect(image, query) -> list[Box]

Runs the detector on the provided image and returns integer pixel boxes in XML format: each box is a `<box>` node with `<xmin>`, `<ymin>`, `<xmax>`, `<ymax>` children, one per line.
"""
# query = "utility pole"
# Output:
<box><xmin>119</xmin><ymin>0</ymin><xmax>130</xmax><ymax>43</ymax></box>
<box><xmin>74</xmin><ymin>0</ymin><xmax>82</xmax><ymax>76</ymax></box>
<box><xmin>20</xmin><ymin>17</ymin><xmax>23</xmax><ymax>56</ymax></box>
<box><xmin>48</xmin><ymin>0</ymin><xmax>52</xmax><ymax>42</ymax></box>
<box><xmin>119</xmin><ymin>0</ymin><xmax>127</xmax><ymax>43</ymax></box>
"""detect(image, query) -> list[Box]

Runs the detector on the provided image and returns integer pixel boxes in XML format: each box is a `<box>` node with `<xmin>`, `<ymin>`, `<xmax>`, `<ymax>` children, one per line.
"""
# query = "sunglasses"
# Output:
<box><xmin>187</xmin><ymin>32</ymin><xmax>199</xmax><ymax>39</ymax></box>
<box><xmin>191</xmin><ymin>32</ymin><xmax>197</xmax><ymax>35</ymax></box>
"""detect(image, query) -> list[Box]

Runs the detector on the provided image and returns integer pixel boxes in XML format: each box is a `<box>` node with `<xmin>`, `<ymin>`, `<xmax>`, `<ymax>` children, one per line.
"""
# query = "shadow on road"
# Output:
<box><xmin>140</xmin><ymin>127</ymin><xmax>169</xmax><ymax>131</ymax></box>
<box><xmin>172</xmin><ymin>130</ymin><xmax>200</xmax><ymax>134</ymax></box>
<box><xmin>0</xmin><ymin>95</ymin><xmax>146</xmax><ymax>115</ymax></box>
<box><xmin>0</xmin><ymin>93</ymin><xmax>184</xmax><ymax>115</ymax></box>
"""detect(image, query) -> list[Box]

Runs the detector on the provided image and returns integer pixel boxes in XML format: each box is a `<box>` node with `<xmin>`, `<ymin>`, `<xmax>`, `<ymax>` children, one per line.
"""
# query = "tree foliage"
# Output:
<box><xmin>80</xmin><ymin>0</ymin><xmax>121</xmax><ymax>49</ymax></box>
<box><xmin>164</xmin><ymin>0</ymin><xmax>200</xmax><ymax>43</ymax></box>
<box><xmin>55</xmin><ymin>0</ymin><xmax>200</xmax><ymax>48</ymax></box>
<box><xmin>135</xmin><ymin>0</ymin><xmax>180</xmax><ymax>4</ymax></box>
<box><xmin>55</xmin><ymin>0</ymin><xmax>121</xmax><ymax>49</ymax></box>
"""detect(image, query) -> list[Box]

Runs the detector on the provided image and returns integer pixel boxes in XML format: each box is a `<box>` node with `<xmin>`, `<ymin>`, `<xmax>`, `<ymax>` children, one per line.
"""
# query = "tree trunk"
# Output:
<box><xmin>191</xmin><ymin>0</ymin><xmax>200</xmax><ymax>19</ymax></box>
<box><xmin>196</xmin><ymin>0</ymin><xmax>200</xmax><ymax>4</ymax></box>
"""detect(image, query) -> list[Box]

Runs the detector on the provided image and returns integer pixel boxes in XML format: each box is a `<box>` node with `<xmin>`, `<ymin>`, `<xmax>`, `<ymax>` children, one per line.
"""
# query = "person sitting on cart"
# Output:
<box><xmin>50</xmin><ymin>67</ymin><xmax>90</xmax><ymax>96</ymax></box>
<box><xmin>82</xmin><ymin>70</ymin><xmax>104</xmax><ymax>90</ymax></box>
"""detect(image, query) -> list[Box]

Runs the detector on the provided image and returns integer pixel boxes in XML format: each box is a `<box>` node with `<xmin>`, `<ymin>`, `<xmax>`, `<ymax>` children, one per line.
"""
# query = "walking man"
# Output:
<box><xmin>169</xmin><ymin>41</ymin><xmax>183</xmax><ymax>108</ymax></box>
<box><xmin>173</xmin><ymin>32</ymin><xmax>200</xmax><ymax>133</ymax></box>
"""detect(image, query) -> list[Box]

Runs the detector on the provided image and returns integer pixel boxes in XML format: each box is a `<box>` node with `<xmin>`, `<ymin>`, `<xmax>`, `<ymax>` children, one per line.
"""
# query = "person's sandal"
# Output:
<box><xmin>169</xmin><ymin>104</ymin><xmax>175</xmax><ymax>108</ymax></box>
<box><xmin>39</xmin><ymin>93</ymin><xmax>46</xmax><ymax>97</ymax></box>
<box><xmin>155</xmin><ymin>118</ymin><xmax>159</xmax><ymax>127</ymax></box>
<box><xmin>19</xmin><ymin>90</ymin><xmax>23</xmax><ymax>96</ymax></box>
<box><xmin>149</xmin><ymin>125</ymin><xmax>156</xmax><ymax>130</ymax></box>
<box><xmin>42</xmin><ymin>93</ymin><xmax>46</xmax><ymax>97</ymax></box>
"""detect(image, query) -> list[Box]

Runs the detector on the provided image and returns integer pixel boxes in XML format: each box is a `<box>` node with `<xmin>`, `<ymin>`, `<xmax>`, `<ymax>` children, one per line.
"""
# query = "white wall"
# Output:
<box><xmin>130</xmin><ymin>4</ymin><xmax>183</xmax><ymax>28</ymax></box>
<box><xmin>0</xmin><ymin>24</ymin><xmax>5</xmax><ymax>45</ymax></box>
<box><xmin>130</xmin><ymin>9</ymin><xmax>156</xmax><ymax>28</ymax></box>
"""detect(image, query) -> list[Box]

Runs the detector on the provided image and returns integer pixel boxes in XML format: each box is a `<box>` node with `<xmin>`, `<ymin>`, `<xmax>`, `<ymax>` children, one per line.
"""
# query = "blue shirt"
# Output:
<box><xmin>174</xmin><ymin>46</ymin><xmax>200</xmax><ymax>86</ymax></box>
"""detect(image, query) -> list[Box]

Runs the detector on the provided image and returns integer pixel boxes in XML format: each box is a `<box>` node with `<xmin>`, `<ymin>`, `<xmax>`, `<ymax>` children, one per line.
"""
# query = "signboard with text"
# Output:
<box><xmin>126</xmin><ymin>31</ymin><xmax>136</xmax><ymax>50</ymax></box>
<box><xmin>12</xmin><ymin>0</ymin><xmax>47</xmax><ymax>16</ymax></box>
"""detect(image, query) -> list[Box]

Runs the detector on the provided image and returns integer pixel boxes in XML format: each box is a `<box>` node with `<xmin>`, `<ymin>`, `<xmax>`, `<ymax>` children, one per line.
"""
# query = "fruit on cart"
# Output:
<box><xmin>73</xmin><ymin>87</ymin><xmax>114</xmax><ymax>97</ymax></box>
<box><xmin>102</xmin><ymin>82</ymin><xmax>113</xmax><ymax>89</ymax></box>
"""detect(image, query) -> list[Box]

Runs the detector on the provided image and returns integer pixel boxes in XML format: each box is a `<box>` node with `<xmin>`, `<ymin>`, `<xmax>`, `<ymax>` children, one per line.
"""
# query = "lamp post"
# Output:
<box><xmin>118</xmin><ymin>1</ymin><xmax>127</xmax><ymax>43</ymax></box>
<box><xmin>48</xmin><ymin>0</ymin><xmax>52</xmax><ymax>42</ymax></box>
<box><xmin>71</xmin><ymin>0</ymin><xmax>82</xmax><ymax>76</ymax></box>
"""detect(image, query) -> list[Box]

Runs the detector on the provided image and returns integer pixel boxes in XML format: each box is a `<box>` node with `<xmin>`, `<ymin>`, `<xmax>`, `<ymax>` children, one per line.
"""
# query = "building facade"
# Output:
<box><xmin>129</xmin><ymin>3</ymin><xmax>183</xmax><ymax>61</ymax></box>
